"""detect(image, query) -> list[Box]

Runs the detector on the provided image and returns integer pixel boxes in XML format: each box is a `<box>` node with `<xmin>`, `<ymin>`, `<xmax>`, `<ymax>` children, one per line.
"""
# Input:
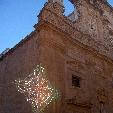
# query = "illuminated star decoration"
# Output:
<box><xmin>14</xmin><ymin>64</ymin><xmax>59</xmax><ymax>113</ymax></box>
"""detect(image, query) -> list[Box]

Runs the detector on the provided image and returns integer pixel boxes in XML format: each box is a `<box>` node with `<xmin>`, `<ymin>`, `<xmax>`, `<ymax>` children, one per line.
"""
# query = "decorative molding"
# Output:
<box><xmin>65</xmin><ymin>97</ymin><xmax>92</xmax><ymax>109</ymax></box>
<box><xmin>36</xmin><ymin>2</ymin><xmax>113</xmax><ymax>60</ymax></box>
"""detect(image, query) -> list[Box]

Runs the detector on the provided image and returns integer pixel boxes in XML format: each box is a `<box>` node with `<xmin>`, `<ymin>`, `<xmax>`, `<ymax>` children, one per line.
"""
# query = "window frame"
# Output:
<box><xmin>72</xmin><ymin>74</ymin><xmax>81</xmax><ymax>88</ymax></box>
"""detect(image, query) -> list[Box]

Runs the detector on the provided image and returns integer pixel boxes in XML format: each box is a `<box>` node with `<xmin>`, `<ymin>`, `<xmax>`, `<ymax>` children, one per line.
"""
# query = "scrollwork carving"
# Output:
<box><xmin>37</xmin><ymin>1</ymin><xmax>113</xmax><ymax>60</ymax></box>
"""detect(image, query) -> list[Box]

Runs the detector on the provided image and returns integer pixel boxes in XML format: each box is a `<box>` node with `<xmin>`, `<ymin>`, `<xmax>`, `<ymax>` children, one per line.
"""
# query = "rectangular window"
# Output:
<box><xmin>72</xmin><ymin>75</ymin><xmax>80</xmax><ymax>88</ymax></box>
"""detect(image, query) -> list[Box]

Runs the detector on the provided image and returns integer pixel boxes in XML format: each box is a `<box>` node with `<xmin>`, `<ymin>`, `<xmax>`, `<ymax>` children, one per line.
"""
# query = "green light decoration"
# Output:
<box><xmin>14</xmin><ymin>64</ymin><xmax>59</xmax><ymax>113</ymax></box>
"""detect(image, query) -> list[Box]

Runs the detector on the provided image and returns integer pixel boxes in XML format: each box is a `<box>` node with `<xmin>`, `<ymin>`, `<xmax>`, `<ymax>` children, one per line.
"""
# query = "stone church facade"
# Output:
<box><xmin>0</xmin><ymin>0</ymin><xmax>113</xmax><ymax>113</ymax></box>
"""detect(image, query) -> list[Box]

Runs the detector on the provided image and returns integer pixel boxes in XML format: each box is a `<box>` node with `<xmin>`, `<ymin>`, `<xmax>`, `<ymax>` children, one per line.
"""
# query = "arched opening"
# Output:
<box><xmin>64</xmin><ymin>0</ymin><xmax>74</xmax><ymax>16</ymax></box>
<box><xmin>64</xmin><ymin>0</ymin><xmax>78</xmax><ymax>22</ymax></box>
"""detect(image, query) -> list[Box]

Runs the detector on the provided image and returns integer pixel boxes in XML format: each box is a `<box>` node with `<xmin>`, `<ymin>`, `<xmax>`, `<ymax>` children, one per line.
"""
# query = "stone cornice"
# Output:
<box><xmin>35</xmin><ymin>2</ymin><xmax>113</xmax><ymax>61</ymax></box>
<box><xmin>36</xmin><ymin>22</ymin><xmax>113</xmax><ymax>66</ymax></box>
<box><xmin>38</xmin><ymin>29</ymin><xmax>66</xmax><ymax>55</ymax></box>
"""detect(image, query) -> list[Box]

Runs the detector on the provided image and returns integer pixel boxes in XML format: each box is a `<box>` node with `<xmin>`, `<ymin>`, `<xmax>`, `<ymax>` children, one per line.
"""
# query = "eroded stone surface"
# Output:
<box><xmin>0</xmin><ymin>0</ymin><xmax>113</xmax><ymax>113</ymax></box>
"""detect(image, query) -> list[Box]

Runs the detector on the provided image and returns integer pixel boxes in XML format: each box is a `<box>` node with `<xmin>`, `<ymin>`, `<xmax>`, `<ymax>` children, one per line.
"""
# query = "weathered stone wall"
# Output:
<box><xmin>0</xmin><ymin>32</ymin><xmax>40</xmax><ymax>113</ymax></box>
<box><xmin>0</xmin><ymin>0</ymin><xmax>113</xmax><ymax>113</ymax></box>
<box><xmin>71</xmin><ymin>0</ymin><xmax>113</xmax><ymax>47</ymax></box>
<box><xmin>0</xmin><ymin>18</ymin><xmax>113</xmax><ymax>113</ymax></box>
<box><xmin>36</xmin><ymin>24</ymin><xmax>113</xmax><ymax>113</ymax></box>
<box><xmin>64</xmin><ymin>37</ymin><xmax>113</xmax><ymax>113</ymax></box>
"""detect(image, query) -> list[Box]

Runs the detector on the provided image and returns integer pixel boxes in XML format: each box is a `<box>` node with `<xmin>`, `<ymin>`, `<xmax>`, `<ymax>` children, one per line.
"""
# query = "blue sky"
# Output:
<box><xmin>0</xmin><ymin>0</ymin><xmax>113</xmax><ymax>53</ymax></box>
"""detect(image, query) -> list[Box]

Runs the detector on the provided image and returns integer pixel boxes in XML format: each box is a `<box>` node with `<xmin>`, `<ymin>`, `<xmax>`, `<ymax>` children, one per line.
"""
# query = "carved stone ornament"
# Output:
<box><xmin>97</xmin><ymin>88</ymin><xmax>107</xmax><ymax>103</ymax></box>
<box><xmin>36</xmin><ymin>1</ymin><xmax>113</xmax><ymax>60</ymax></box>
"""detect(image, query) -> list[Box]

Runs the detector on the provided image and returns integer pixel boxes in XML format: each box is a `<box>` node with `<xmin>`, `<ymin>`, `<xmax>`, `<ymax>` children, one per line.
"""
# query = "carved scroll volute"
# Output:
<box><xmin>52</xmin><ymin>2</ymin><xmax>64</xmax><ymax>15</ymax></box>
<box><xmin>46</xmin><ymin>1</ymin><xmax>64</xmax><ymax>15</ymax></box>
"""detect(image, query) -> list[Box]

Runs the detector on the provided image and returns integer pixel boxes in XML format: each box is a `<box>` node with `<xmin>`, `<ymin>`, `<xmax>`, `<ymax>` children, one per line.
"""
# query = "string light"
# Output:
<box><xmin>14</xmin><ymin>64</ymin><xmax>59</xmax><ymax>113</ymax></box>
